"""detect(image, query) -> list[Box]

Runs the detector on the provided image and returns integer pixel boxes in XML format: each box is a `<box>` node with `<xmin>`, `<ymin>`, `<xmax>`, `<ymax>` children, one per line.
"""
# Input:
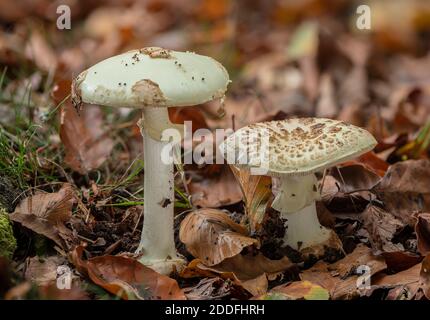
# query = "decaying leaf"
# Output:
<box><xmin>179</xmin><ymin>208</ymin><xmax>259</xmax><ymax>266</ymax></box>
<box><xmin>60</xmin><ymin>102</ymin><xmax>114</xmax><ymax>174</ymax></box>
<box><xmin>372</xmin><ymin>159</ymin><xmax>430</xmax><ymax>226</ymax></box>
<box><xmin>181</xmin><ymin>252</ymin><xmax>293</xmax><ymax>296</ymax></box>
<box><xmin>230</xmin><ymin>165</ymin><xmax>272</xmax><ymax>232</ymax></box>
<box><xmin>415</xmin><ymin>213</ymin><xmax>430</xmax><ymax>255</ymax></box>
<box><xmin>362</xmin><ymin>205</ymin><xmax>405</xmax><ymax>252</ymax></box>
<box><xmin>300</xmin><ymin>244</ymin><xmax>387</xmax><ymax>300</ymax></box>
<box><xmin>187</xmin><ymin>166</ymin><xmax>243</xmax><ymax>208</ymax></box>
<box><xmin>70</xmin><ymin>246</ymin><xmax>185</xmax><ymax>300</ymax></box>
<box><xmin>264</xmin><ymin>280</ymin><xmax>329</xmax><ymax>300</ymax></box>
<box><xmin>10</xmin><ymin>184</ymin><xmax>75</xmax><ymax>249</ymax></box>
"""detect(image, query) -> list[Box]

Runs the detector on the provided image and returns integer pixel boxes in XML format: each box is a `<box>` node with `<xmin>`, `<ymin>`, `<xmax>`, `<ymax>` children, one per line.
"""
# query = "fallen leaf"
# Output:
<box><xmin>420</xmin><ymin>254</ymin><xmax>430</xmax><ymax>299</ymax></box>
<box><xmin>187</xmin><ymin>165</ymin><xmax>243</xmax><ymax>208</ymax></box>
<box><xmin>269</xmin><ymin>280</ymin><xmax>329</xmax><ymax>300</ymax></box>
<box><xmin>300</xmin><ymin>244</ymin><xmax>387</xmax><ymax>299</ymax></box>
<box><xmin>372</xmin><ymin>159</ymin><xmax>430</xmax><ymax>226</ymax></box>
<box><xmin>179</xmin><ymin>208</ymin><xmax>259</xmax><ymax>266</ymax></box>
<box><xmin>25</xmin><ymin>256</ymin><xmax>68</xmax><ymax>286</ymax></box>
<box><xmin>362</xmin><ymin>205</ymin><xmax>405</xmax><ymax>252</ymax></box>
<box><xmin>183</xmin><ymin>277</ymin><xmax>250</xmax><ymax>300</ymax></box>
<box><xmin>10</xmin><ymin>184</ymin><xmax>75</xmax><ymax>249</ymax></box>
<box><xmin>181</xmin><ymin>253</ymin><xmax>293</xmax><ymax>296</ymax></box>
<box><xmin>230</xmin><ymin>165</ymin><xmax>272</xmax><ymax>232</ymax></box>
<box><xmin>381</xmin><ymin>251</ymin><xmax>422</xmax><ymax>273</ymax></box>
<box><xmin>415</xmin><ymin>213</ymin><xmax>430</xmax><ymax>255</ymax></box>
<box><xmin>70</xmin><ymin>246</ymin><xmax>185</xmax><ymax>300</ymax></box>
<box><xmin>330</xmin><ymin>164</ymin><xmax>381</xmax><ymax>193</ymax></box>
<box><xmin>60</xmin><ymin>102</ymin><xmax>114</xmax><ymax>174</ymax></box>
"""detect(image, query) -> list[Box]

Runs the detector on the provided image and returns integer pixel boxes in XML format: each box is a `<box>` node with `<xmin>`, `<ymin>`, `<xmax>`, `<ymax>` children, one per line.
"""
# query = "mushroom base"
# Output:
<box><xmin>138</xmin><ymin>256</ymin><xmax>186</xmax><ymax>275</ymax></box>
<box><xmin>280</xmin><ymin>201</ymin><xmax>330</xmax><ymax>250</ymax></box>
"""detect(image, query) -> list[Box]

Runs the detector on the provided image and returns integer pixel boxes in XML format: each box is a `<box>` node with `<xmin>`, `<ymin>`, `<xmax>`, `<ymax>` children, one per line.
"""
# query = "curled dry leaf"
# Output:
<box><xmin>183</xmin><ymin>277</ymin><xmax>250</xmax><ymax>300</ymax></box>
<box><xmin>362</xmin><ymin>205</ymin><xmax>405</xmax><ymax>252</ymax></box>
<box><xmin>10</xmin><ymin>184</ymin><xmax>75</xmax><ymax>249</ymax></box>
<box><xmin>330</xmin><ymin>164</ymin><xmax>381</xmax><ymax>193</ymax></box>
<box><xmin>255</xmin><ymin>280</ymin><xmax>329</xmax><ymax>300</ymax></box>
<box><xmin>415</xmin><ymin>213</ymin><xmax>430</xmax><ymax>256</ymax></box>
<box><xmin>179</xmin><ymin>208</ymin><xmax>259</xmax><ymax>266</ymax></box>
<box><xmin>60</xmin><ymin>102</ymin><xmax>114</xmax><ymax>175</ymax></box>
<box><xmin>70</xmin><ymin>246</ymin><xmax>185</xmax><ymax>300</ymax></box>
<box><xmin>187</xmin><ymin>165</ymin><xmax>243</xmax><ymax>208</ymax></box>
<box><xmin>230</xmin><ymin>165</ymin><xmax>272</xmax><ymax>232</ymax></box>
<box><xmin>372</xmin><ymin>159</ymin><xmax>430</xmax><ymax>226</ymax></box>
<box><xmin>300</xmin><ymin>244</ymin><xmax>387</xmax><ymax>300</ymax></box>
<box><xmin>369</xmin><ymin>254</ymin><xmax>430</xmax><ymax>300</ymax></box>
<box><xmin>181</xmin><ymin>253</ymin><xmax>293</xmax><ymax>296</ymax></box>
<box><xmin>25</xmin><ymin>256</ymin><xmax>68</xmax><ymax>286</ymax></box>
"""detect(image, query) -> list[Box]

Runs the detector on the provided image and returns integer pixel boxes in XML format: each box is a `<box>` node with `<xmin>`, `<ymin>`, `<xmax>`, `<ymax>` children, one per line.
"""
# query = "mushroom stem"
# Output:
<box><xmin>272</xmin><ymin>174</ymin><xmax>331</xmax><ymax>250</ymax></box>
<box><xmin>137</xmin><ymin>107</ymin><xmax>184</xmax><ymax>274</ymax></box>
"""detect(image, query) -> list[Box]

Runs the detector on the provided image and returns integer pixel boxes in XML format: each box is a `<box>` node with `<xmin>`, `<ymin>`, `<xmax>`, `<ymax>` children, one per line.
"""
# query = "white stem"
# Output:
<box><xmin>281</xmin><ymin>202</ymin><xmax>331</xmax><ymax>250</ymax></box>
<box><xmin>272</xmin><ymin>174</ymin><xmax>330</xmax><ymax>250</ymax></box>
<box><xmin>137</xmin><ymin>107</ymin><xmax>183</xmax><ymax>273</ymax></box>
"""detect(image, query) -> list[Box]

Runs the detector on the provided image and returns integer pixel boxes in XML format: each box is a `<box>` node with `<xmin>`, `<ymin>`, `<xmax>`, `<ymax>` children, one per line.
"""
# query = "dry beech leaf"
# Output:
<box><xmin>330</xmin><ymin>164</ymin><xmax>381</xmax><ymax>193</ymax></box>
<box><xmin>180</xmin><ymin>253</ymin><xmax>292</xmax><ymax>296</ymax></box>
<box><xmin>362</xmin><ymin>205</ymin><xmax>405</xmax><ymax>252</ymax></box>
<box><xmin>372</xmin><ymin>159</ymin><xmax>430</xmax><ymax>226</ymax></box>
<box><xmin>369</xmin><ymin>257</ymin><xmax>430</xmax><ymax>300</ymax></box>
<box><xmin>60</xmin><ymin>102</ymin><xmax>114</xmax><ymax>175</ymax></box>
<box><xmin>24</xmin><ymin>30</ymin><xmax>57</xmax><ymax>73</ymax></box>
<box><xmin>183</xmin><ymin>277</ymin><xmax>250</xmax><ymax>300</ymax></box>
<box><xmin>259</xmin><ymin>280</ymin><xmax>329</xmax><ymax>300</ymax></box>
<box><xmin>420</xmin><ymin>254</ymin><xmax>430</xmax><ymax>299</ymax></box>
<box><xmin>230</xmin><ymin>165</ymin><xmax>272</xmax><ymax>232</ymax></box>
<box><xmin>188</xmin><ymin>165</ymin><xmax>243</xmax><ymax>208</ymax></box>
<box><xmin>179</xmin><ymin>208</ymin><xmax>259</xmax><ymax>266</ymax></box>
<box><xmin>10</xmin><ymin>184</ymin><xmax>75</xmax><ymax>249</ymax></box>
<box><xmin>415</xmin><ymin>213</ymin><xmax>430</xmax><ymax>256</ymax></box>
<box><xmin>25</xmin><ymin>256</ymin><xmax>67</xmax><ymax>286</ymax></box>
<box><xmin>300</xmin><ymin>244</ymin><xmax>387</xmax><ymax>300</ymax></box>
<box><xmin>70</xmin><ymin>246</ymin><xmax>185</xmax><ymax>300</ymax></box>
<box><xmin>381</xmin><ymin>251</ymin><xmax>422</xmax><ymax>274</ymax></box>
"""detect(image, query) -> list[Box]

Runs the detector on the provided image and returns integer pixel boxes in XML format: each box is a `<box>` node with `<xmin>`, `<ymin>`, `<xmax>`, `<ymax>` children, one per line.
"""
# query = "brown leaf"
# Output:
<box><xmin>10</xmin><ymin>184</ymin><xmax>75</xmax><ymax>249</ymax></box>
<box><xmin>25</xmin><ymin>30</ymin><xmax>57</xmax><ymax>73</ymax></box>
<box><xmin>188</xmin><ymin>165</ymin><xmax>243</xmax><ymax>208</ymax></box>
<box><xmin>371</xmin><ymin>261</ymin><xmax>425</xmax><ymax>300</ymax></box>
<box><xmin>183</xmin><ymin>277</ymin><xmax>250</xmax><ymax>300</ymax></box>
<box><xmin>230</xmin><ymin>166</ymin><xmax>272</xmax><ymax>232</ymax></box>
<box><xmin>179</xmin><ymin>209</ymin><xmax>259</xmax><ymax>266</ymax></box>
<box><xmin>415</xmin><ymin>213</ymin><xmax>430</xmax><ymax>255</ymax></box>
<box><xmin>381</xmin><ymin>251</ymin><xmax>423</xmax><ymax>273</ymax></box>
<box><xmin>268</xmin><ymin>280</ymin><xmax>330</xmax><ymax>300</ymax></box>
<box><xmin>362</xmin><ymin>205</ymin><xmax>405</xmax><ymax>252</ymax></box>
<box><xmin>420</xmin><ymin>254</ymin><xmax>430</xmax><ymax>299</ymax></box>
<box><xmin>300</xmin><ymin>244</ymin><xmax>387</xmax><ymax>300</ymax></box>
<box><xmin>60</xmin><ymin>102</ymin><xmax>114</xmax><ymax>174</ymax></box>
<box><xmin>181</xmin><ymin>253</ymin><xmax>292</xmax><ymax>296</ymax></box>
<box><xmin>330</xmin><ymin>164</ymin><xmax>381</xmax><ymax>193</ymax></box>
<box><xmin>372</xmin><ymin>159</ymin><xmax>430</xmax><ymax>226</ymax></box>
<box><xmin>70</xmin><ymin>246</ymin><xmax>185</xmax><ymax>300</ymax></box>
<box><xmin>25</xmin><ymin>256</ymin><xmax>67</xmax><ymax>286</ymax></box>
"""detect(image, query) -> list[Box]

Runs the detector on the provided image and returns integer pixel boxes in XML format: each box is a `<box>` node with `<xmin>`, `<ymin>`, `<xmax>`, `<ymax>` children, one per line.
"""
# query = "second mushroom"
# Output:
<box><xmin>221</xmin><ymin>118</ymin><xmax>377</xmax><ymax>260</ymax></box>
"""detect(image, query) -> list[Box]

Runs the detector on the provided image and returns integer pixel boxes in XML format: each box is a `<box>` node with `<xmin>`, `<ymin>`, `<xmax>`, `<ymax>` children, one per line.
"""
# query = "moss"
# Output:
<box><xmin>0</xmin><ymin>208</ymin><xmax>17</xmax><ymax>260</ymax></box>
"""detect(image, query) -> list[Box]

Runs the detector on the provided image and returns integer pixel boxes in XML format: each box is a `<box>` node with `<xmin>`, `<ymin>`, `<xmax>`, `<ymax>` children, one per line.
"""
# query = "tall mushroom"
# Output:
<box><xmin>72</xmin><ymin>47</ymin><xmax>230</xmax><ymax>274</ymax></box>
<box><xmin>220</xmin><ymin>118</ymin><xmax>377</xmax><ymax>259</ymax></box>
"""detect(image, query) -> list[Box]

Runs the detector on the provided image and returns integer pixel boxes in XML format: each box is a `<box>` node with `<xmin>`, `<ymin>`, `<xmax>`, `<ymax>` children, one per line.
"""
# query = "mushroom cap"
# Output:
<box><xmin>220</xmin><ymin>118</ymin><xmax>377</xmax><ymax>176</ymax></box>
<box><xmin>72</xmin><ymin>47</ymin><xmax>230</xmax><ymax>109</ymax></box>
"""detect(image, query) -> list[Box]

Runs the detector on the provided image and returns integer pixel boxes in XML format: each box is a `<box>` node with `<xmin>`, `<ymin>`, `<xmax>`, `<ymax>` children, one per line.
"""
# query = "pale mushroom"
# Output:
<box><xmin>220</xmin><ymin>118</ymin><xmax>377</xmax><ymax>259</ymax></box>
<box><xmin>72</xmin><ymin>47</ymin><xmax>230</xmax><ymax>274</ymax></box>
